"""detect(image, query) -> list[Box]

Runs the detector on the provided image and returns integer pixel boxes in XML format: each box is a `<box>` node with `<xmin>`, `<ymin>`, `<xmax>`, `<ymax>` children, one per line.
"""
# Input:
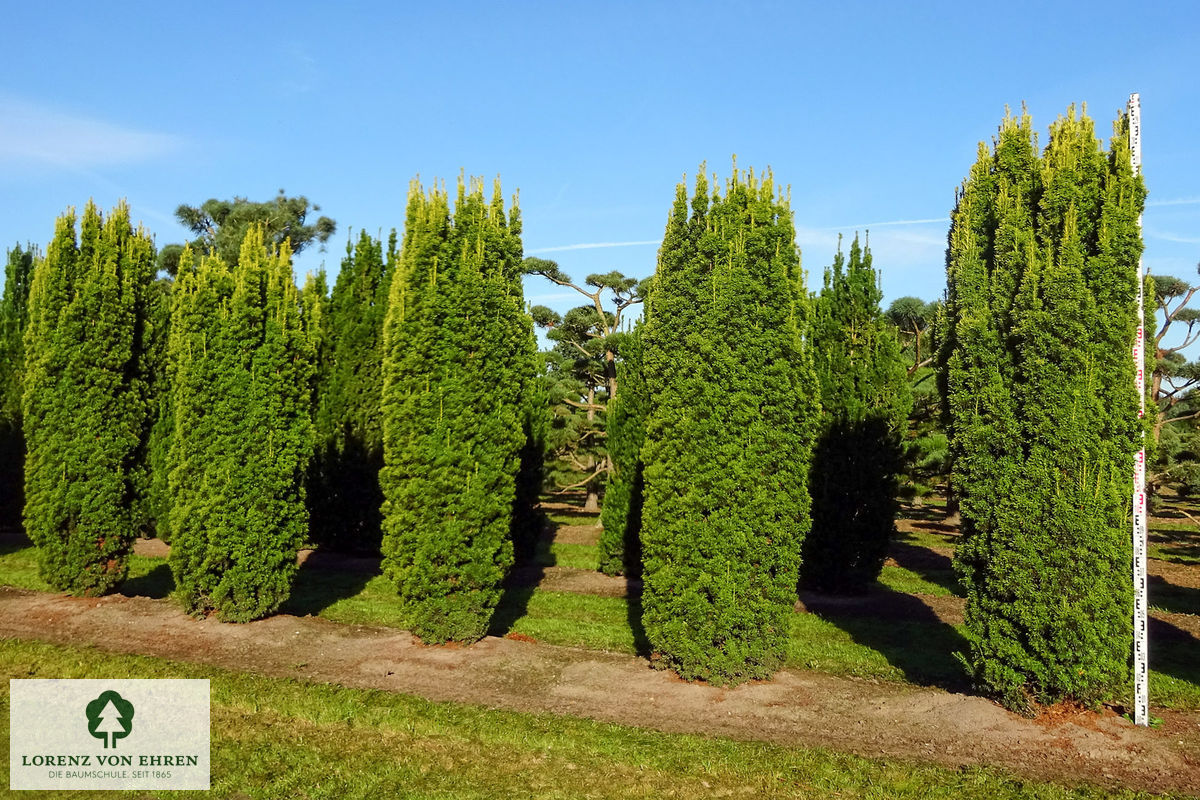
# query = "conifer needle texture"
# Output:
<box><xmin>598</xmin><ymin>324</ymin><xmax>647</xmax><ymax>577</ymax></box>
<box><xmin>803</xmin><ymin>236</ymin><xmax>911</xmax><ymax>593</ymax></box>
<box><xmin>380</xmin><ymin>178</ymin><xmax>535</xmax><ymax>644</ymax></box>
<box><xmin>22</xmin><ymin>203</ymin><xmax>155</xmax><ymax>595</ymax></box>
<box><xmin>167</xmin><ymin>229</ymin><xmax>315</xmax><ymax>622</ymax></box>
<box><xmin>941</xmin><ymin>108</ymin><xmax>1144</xmax><ymax>708</ymax></box>
<box><xmin>640</xmin><ymin>167</ymin><xmax>819</xmax><ymax>684</ymax></box>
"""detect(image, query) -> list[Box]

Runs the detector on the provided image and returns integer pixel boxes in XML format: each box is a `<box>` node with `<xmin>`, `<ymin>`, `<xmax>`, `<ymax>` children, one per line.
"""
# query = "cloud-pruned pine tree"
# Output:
<box><xmin>309</xmin><ymin>230</ymin><xmax>395</xmax><ymax>552</ymax></box>
<box><xmin>167</xmin><ymin>228</ymin><xmax>315</xmax><ymax>622</ymax></box>
<box><xmin>598</xmin><ymin>323</ymin><xmax>646</xmax><ymax>577</ymax></box>
<box><xmin>0</xmin><ymin>244</ymin><xmax>35</xmax><ymax>528</ymax></box>
<box><xmin>380</xmin><ymin>177</ymin><xmax>536</xmax><ymax>644</ymax></box>
<box><xmin>941</xmin><ymin>107</ymin><xmax>1145</xmax><ymax>708</ymax></box>
<box><xmin>640</xmin><ymin>166</ymin><xmax>819</xmax><ymax>684</ymax></box>
<box><xmin>22</xmin><ymin>203</ymin><xmax>155</xmax><ymax>594</ymax></box>
<box><xmin>803</xmin><ymin>235</ymin><xmax>911</xmax><ymax>593</ymax></box>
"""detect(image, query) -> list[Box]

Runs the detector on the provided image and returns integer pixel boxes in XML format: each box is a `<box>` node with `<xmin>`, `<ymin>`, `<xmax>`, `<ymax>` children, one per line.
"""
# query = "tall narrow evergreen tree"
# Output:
<box><xmin>0</xmin><ymin>244</ymin><xmax>35</xmax><ymax>528</ymax></box>
<box><xmin>598</xmin><ymin>323</ymin><xmax>646</xmax><ymax>576</ymax></box>
<box><xmin>380</xmin><ymin>177</ymin><xmax>536</xmax><ymax>643</ymax></box>
<box><xmin>23</xmin><ymin>203</ymin><xmax>156</xmax><ymax>594</ymax></box>
<box><xmin>136</xmin><ymin>274</ymin><xmax>174</xmax><ymax>539</ymax></box>
<box><xmin>802</xmin><ymin>235</ymin><xmax>911</xmax><ymax>593</ymax></box>
<box><xmin>640</xmin><ymin>165</ymin><xmax>819</xmax><ymax>684</ymax></box>
<box><xmin>309</xmin><ymin>230</ymin><xmax>395</xmax><ymax>551</ymax></box>
<box><xmin>167</xmin><ymin>227</ymin><xmax>315</xmax><ymax>622</ymax></box>
<box><xmin>941</xmin><ymin>107</ymin><xmax>1145</xmax><ymax>708</ymax></box>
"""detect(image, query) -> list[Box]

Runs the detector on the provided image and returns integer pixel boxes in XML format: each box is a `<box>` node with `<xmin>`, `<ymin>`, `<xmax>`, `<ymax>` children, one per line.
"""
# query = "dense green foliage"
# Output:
<box><xmin>940</xmin><ymin>108</ymin><xmax>1145</xmax><ymax>708</ymax></box>
<box><xmin>160</xmin><ymin>190</ymin><xmax>336</xmax><ymax>274</ymax></box>
<box><xmin>22</xmin><ymin>203</ymin><xmax>156</xmax><ymax>594</ymax></box>
<box><xmin>640</xmin><ymin>166</ymin><xmax>819</xmax><ymax>684</ymax></box>
<box><xmin>0</xmin><ymin>244</ymin><xmax>35</xmax><ymax>528</ymax></box>
<box><xmin>309</xmin><ymin>231</ymin><xmax>395</xmax><ymax>552</ymax></box>
<box><xmin>803</xmin><ymin>236</ymin><xmax>911</xmax><ymax>593</ymax></box>
<box><xmin>167</xmin><ymin>228</ymin><xmax>315</xmax><ymax>622</ymax></box>
<box><xmin>598</xmin><ymin>324</ymin><xmax>646</xmax><ymax>576</ymax></box>
<box><xmin>379</xmin><ymin>178</ymin><xmax>536</xmax><ymax>643</ymax></box>
<box><xmin>136</xmin><ymin>276</ymin><xmax>174</xmax><ymax>539</ymax></box>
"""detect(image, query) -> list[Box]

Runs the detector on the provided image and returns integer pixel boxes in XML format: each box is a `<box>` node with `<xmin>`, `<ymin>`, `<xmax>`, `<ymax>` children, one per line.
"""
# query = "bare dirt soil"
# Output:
<box><xmin>1</xmin><ymin>586</ymin><xmax>1198</xmax><ymax>795</ymax></box>
<box><xmin>5</xmin><ymin>508</ymin><xmax>1200</xmax><ymax>795</ymax></box>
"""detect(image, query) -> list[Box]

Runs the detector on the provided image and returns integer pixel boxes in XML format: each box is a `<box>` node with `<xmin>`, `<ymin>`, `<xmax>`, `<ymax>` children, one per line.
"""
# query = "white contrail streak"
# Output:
<box><xmin>526</xmin><ymin>240</ymin><xmax>660</xmax><ymax>254</ymax></box>
<box><xmin>822</xmin><ymin>217</ymin><xmax>949</xmax><ymax>230</ymax></box>
<box><xmin>1146</xmin><ymin>196</ymin><xmax>1200</xmax><ymax>207</ymax></box>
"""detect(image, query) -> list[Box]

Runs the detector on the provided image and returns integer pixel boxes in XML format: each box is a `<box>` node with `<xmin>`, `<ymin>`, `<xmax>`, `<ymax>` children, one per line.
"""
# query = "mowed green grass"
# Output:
<box><xmin>0</xmin><ymin>638</ymin><xmax>1180</xmax><ymax>800</ymax></box>
<box><xmin>2</xmin><ymin>514</ymin><xmax>1199</xmax><ymax>711</ymax></box>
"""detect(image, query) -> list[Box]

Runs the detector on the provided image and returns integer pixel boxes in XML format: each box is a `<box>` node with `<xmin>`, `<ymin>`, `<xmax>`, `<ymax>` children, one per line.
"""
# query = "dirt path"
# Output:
<box><xmin>1</xmin><ymin>587</ymin><xmax>1197</xmax><ymax>795</ymax></box>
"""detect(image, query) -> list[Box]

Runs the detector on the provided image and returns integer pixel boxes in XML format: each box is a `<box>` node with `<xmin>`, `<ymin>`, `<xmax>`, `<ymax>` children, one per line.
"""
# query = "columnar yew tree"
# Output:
<box><xmin>598</xmin><ymin>323</ymin><xmax>646</xmax><ymax>576</ymax></box>
<box><xmin>0</xmin><ymin>244</ymin><xmax>35</xmax><ymax>528</ymax></box>
<box><xmin>640</xmin><ymin>166</ymin><xmax>819</xmax><ymax>684</ymax></box>
<box><xmin>941</xmin><ymin>108</ymin><xmax>1144</xmax><ymax>708</ymax></box>
<box><xmin>380</xmin><ymin>177</ymin><xmax>536</xmax><ymax>643</ymax></box>
<box><xmin>803</xmin><ymin>235</ymin><xmax>911</xmax><ymax>593</ymax></box>
<box><xmin>167</xmin><ymin>228</ymin><xmax>315</xmax><ymax>622</ymax></box>
<box><xmin>23</xmin><ymin>203</ymin><xmax>155</xmax><ymax>594</ymax></box>
<box><xmin>309</xmin><ymin>230</ymin><xmax>395</xmax><ymax>551</ymax></box>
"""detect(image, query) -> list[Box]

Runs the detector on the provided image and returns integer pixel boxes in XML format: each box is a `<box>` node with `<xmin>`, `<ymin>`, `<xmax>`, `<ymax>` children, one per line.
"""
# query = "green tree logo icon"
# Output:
<box><xmin>85</xmin><ymin>690</ymin><xmax>134</xmax><ymax>749</ymax></box>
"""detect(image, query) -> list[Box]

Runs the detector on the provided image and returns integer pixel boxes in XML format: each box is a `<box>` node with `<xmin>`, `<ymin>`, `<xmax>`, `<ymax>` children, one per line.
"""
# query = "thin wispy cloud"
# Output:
<box><xmin>1147</xmin><ymin>196</ymin><xmax>1200</xmax><ymax>208</ymax></box>
<box><xmin>0</xmin><ymin>95</ymin><xmax>183</xmax><ymax>169</ymax></box>
<box><xmin>1146</xmin><ymin>228</ymin><xmax>1200</xmax><ymax>245</ymax></box>
<box><xmin>819</xmin><ymin>217</ymin><xmax>949</xmax><ymax>230</ymax></box>
<box><xmin>526</xmin><ymin>240</ymin><xmax>660</xmax><ymax>254</ymax></box>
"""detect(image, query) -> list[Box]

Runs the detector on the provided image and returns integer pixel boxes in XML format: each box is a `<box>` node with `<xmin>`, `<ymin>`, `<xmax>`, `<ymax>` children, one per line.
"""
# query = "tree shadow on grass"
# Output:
<box><xmin>490</xmin><ymin>520</ymin><xmax>553</xmax><ymax>638</ymax></box>
<box><xmin>888</xmin><ymin>540</ymin><xmax>963</xmax><ymax>597</ymax></box>
<box><xmin>1149</xmin><ymin>524</ymin><xmax>1200</xmax><ymax>564</ymax></box>
<box><xmin>1149</xmin><ymin>616</ymin><xmax>1200</xmax><ymax>693</ymax></box>
<box><xmin>0</xmin><ymin>531</ymin><xmax>31</xmax><ymax>557</ymax></box>
<box><xmin>282</xmin><ymin>560</ymin><xmax>377</xmax><ymax>619</ymax></box>
<box><xmin>119</xmin><ymin>563</ymin><xmax>174</xmax><ymax>599</ymax></box>
<box><xmin>1149</xmin><ymin>574</ymin><xmax>1200</xmax><ymax>616</ymax></box>
<box><xmin>801</xmin><ymin>585</ymin><xmax>970</xmax><ymax>692</ymax></box>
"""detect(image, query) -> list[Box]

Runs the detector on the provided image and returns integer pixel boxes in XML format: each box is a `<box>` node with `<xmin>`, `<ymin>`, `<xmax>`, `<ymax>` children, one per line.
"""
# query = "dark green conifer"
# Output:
<box><xmin>640</xmin><ymin>166</ymin><xmax>819</xmax><ymax>684</ymax></box>
<box><xmin>942</xmin><ymin>107</ymin><xmax>1145</xmax><ymax>708</ymax></box>
<box><xmin>803</xmin><ymin>235</ymin><xmax>911</xmax><ymax>593</ymax></box>
<box><xmin>379</xmin><ymin>177</ymin><xmax>536</xmax><ymax>643</ymax></box>
<box><xmin>310</xmin><ymin>231</ymin><xmax>395</xmax><ymax>551</ymax></box>
<box><xmin>23</xmin><ymin>203</ymin><xmax>155</xmax><ymax>594</ymax></box>
<box><xmin>167</xmin><ymin>228</ymin><xmax>315</xmax><ymax>622</ymax></box>
<box><xmin>598</xmin><ymin>324</ymin><xmax>646</xmax><ymax>576</ymax></box>
<box><xmin>0</xmin><ymin>244</ymin><xmax>35</xmax><ymax>528</ymax></box>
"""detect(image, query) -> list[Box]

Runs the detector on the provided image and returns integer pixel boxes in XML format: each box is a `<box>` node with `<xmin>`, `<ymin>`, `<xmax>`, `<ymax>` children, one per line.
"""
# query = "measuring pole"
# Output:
<box><xmin>1129</xmin><ymin>91</ymin><xmax>1149</xmax><ymax>727</ymax></box>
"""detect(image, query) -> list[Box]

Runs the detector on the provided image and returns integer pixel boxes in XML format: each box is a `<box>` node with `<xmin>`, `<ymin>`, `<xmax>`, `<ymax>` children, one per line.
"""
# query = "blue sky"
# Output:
<box><xmin>2</xmin><ymin>0</ymin><xmax>1198</xmax><ymax>322</ymax></box>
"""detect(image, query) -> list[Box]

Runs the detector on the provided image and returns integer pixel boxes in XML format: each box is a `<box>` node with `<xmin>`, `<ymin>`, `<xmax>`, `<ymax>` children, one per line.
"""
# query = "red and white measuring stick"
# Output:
<box><xmin>1129</xmin><ymin>92</ymin><xmax>1149</xmax><ymax>728</ymax></box>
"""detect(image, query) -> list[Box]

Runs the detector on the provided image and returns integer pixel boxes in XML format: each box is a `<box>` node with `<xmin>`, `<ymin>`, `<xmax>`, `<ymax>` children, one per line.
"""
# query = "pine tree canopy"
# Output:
<box><xmin>161</xmin><ymin>190</ymin><xmax>336</xmax><ymax>274</ymax></box>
